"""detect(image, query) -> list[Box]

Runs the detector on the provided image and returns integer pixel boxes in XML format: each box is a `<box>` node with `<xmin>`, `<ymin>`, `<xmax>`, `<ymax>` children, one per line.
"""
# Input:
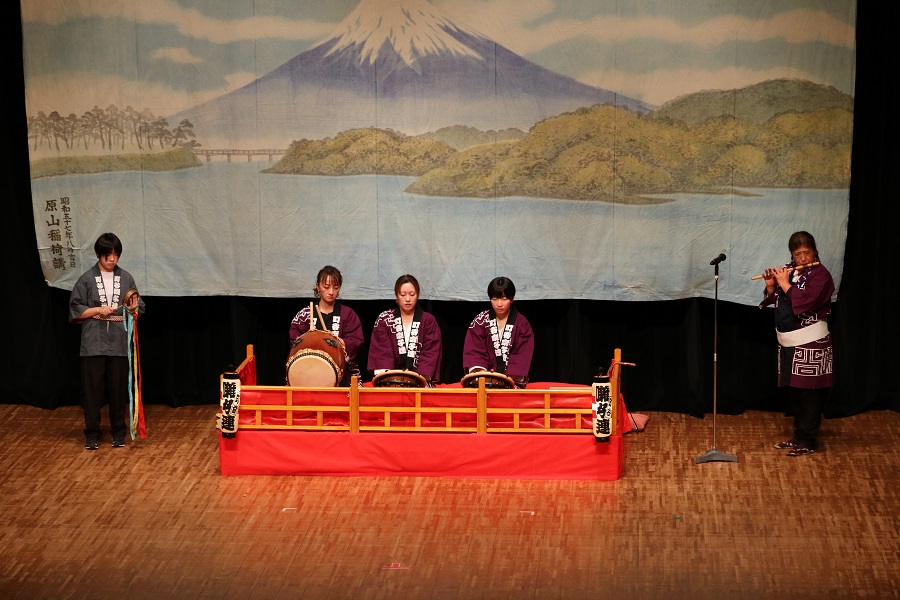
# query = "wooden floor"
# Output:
<box><xmin>1</xmin><ymin>405</ymin><xmax>899</xmax><ymax>600</ymax></box>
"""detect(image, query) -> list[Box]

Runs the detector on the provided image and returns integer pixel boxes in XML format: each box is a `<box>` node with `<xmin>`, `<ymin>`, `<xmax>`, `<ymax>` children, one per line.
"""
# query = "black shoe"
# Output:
<box><xmin>773</xmin><ymin>439</ymin><xmax>799</xmax><ymax>449</ymax></box>
<box><xmin>112</xmin><ymin>436</ymin><xmax>126</xmax><ymax>448</ymax></box>
<box><xmin>786</xmin><ymin>446</ymin><xmax>815</xmax><ymax>457</ymax></box>
<box><xmin>84</xmin><ymin>436</ymin><xmax>99</xmax><ymax>450</ymax></box>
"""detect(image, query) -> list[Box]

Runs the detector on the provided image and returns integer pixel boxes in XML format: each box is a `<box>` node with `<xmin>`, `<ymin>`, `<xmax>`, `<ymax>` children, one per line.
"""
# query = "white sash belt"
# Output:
<box><xmin>776</xmin><ymin>320</ymin><xmax>828</xmax><ymax>347</ymax></box>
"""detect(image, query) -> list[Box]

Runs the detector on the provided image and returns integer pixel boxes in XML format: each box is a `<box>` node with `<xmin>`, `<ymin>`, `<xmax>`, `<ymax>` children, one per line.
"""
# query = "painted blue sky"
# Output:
<box><xmin>21</xmin><ymin>0</ymin><xmax>856</xmax><ymax>116</ymax></box>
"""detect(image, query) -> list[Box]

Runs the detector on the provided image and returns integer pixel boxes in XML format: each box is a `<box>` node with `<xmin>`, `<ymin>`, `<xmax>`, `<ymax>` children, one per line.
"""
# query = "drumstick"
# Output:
<box><xmin>315</xmin><ymin>305</ymin><xmax>328</xmax><ymax>331</ymax></box>
<box><xmin>750</xmin><ymin>262</ymin><xmax>819</xmax><ymax>280</ymax></box>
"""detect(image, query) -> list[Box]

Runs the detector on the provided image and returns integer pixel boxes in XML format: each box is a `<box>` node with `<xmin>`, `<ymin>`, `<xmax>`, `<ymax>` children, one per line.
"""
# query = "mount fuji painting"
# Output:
<box><xmin>172</xmin><ymin>0</ymin><xmax>652</xmax><ymax>147</ymax></box>
<box><xmin>22</xmin><ymin>0</ymin><xmax>856</xmax><ymax>303</ymax></box>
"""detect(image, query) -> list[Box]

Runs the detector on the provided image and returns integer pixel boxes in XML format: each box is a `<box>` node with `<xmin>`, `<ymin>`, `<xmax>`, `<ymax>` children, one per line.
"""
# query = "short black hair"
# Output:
<box><xmin>487</xmin><ymin>277</ymin><xmax>516</xmax><ymax>300</ymax></box>
<box><xmin>94</xmin><ymin>233</ymin><xmax>123</xmax><ymax>258</ymax></box>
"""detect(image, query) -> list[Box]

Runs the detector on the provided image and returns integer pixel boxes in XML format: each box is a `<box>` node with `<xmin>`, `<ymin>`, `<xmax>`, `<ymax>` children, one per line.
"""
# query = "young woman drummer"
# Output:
<box><xmin>462</xmin><ymin>276</ymin><xmax>534</xmax><ymax>388</ymax></box>
<box><xmin>289</xmin><ymin>265</ymin><xmax>364</xmax><ymax>385</ymax></box>
<box><xmin>367</xmin><ymin>274</ymin><xmax>443</xmax><ymax>385</ymax></box>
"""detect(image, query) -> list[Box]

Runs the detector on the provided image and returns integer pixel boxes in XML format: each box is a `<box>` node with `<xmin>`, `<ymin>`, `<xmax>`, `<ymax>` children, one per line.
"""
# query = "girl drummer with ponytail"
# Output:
<box><xmin>289</xmin><ymin>265</ymin><xmax>364</xmax><ymax>386</ymax></box>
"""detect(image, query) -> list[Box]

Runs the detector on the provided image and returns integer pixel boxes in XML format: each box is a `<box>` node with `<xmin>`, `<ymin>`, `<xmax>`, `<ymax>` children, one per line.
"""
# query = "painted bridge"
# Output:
<box><xmin>193</xmin><ymin>149</ymin><xmax>287</xmax><ymax>162</ymax></box>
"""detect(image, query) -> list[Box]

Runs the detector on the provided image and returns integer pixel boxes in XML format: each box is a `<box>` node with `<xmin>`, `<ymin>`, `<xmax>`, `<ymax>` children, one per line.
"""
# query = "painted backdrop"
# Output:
<box><xmin>23</xmin><ymin>0</ymin><xmax>856</xmax><ymax>305</ymax></box>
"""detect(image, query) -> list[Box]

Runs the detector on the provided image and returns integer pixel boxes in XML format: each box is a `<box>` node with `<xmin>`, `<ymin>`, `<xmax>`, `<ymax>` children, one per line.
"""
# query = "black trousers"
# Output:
<box><xmin>81</xmin><ymin>355</ymin><xmax>129</xmax><ymax>439</ymax></box>
<box><xmin>788</xmin><ymin>387</ymin><xmax>828</xmax><ymax>449</ymax></box>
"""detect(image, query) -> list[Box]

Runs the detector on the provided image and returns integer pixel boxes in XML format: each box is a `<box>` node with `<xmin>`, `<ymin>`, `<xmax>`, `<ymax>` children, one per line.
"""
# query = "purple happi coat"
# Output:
<box><xmin>462</xmin><ymin>306</ymin><xmax>534</xmax><ymax>379</ymax></box>
<box><xmin>368</xmin><ymin>307</ymin><xmax>443</xmax><ymax>382</ymax></box>
<box><xmin>759</xmin><ymin>262</ymin><xmax>835</xmax><ymax>389</ymax></box>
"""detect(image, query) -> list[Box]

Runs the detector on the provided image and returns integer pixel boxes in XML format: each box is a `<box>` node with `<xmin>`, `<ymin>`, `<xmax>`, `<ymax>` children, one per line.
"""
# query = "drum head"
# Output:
<box><xmin>287</xmin><ymin>353</ymin><xmax>340</xmax><ymax>387</ymax></box>
<box><xmin>286</xmin><ymin>329</ymin><xmax>346</xmax><ymax>387</ymax></box>
<box><xmin>461</xmin><ymin>371</ymin><xmax>515</xmax><ymax>389</ymax></box>
<box><xmin>373</xmin><ymin>370</ymin><xmax>427</xmax><ymax>388</ymax></box>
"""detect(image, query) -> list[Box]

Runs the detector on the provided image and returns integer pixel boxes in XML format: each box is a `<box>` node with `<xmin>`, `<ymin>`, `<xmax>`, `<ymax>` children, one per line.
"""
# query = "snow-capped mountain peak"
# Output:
<box><xmin>171</xmin><ymin>0</ymin><xmax>654</xmax><ymax>146</ymax></box>
<box><xmin>322</xmin><ymin>0</ymin><xmax>484</xmax><ymax>66</ymax></box>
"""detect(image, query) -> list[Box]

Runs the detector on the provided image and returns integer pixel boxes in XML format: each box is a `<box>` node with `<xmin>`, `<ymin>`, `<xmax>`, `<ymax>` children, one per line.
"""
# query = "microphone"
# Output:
<box><xmin>709</xmin><ymin>253</ymin><xmax>726</xmax><ymax>266</ymax></box>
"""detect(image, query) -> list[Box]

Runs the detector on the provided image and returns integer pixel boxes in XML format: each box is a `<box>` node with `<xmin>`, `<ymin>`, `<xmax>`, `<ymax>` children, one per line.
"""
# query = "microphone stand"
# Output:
<box><xmin>697</xmin><ymin>256</ymin><xmax>738</xmax><ymax>464</ymax></box>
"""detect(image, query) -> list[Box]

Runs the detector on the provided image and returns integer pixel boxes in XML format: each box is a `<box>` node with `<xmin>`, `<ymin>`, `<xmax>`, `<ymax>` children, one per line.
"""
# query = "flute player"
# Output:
<box><xmin>759</xmin><ymin>231</ymin><xmax>835</xmax><ymax>457</ymax></box>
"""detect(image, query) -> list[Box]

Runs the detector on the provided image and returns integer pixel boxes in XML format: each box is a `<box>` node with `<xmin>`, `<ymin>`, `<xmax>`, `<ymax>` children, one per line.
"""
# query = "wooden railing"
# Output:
<box><xmin>225</xmin><ymin>345</ymin><xmax>626</xmax><ymax>436</ymax></box>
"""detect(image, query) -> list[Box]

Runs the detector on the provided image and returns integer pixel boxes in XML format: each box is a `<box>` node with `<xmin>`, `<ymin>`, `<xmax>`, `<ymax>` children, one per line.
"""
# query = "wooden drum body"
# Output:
<box><xmin>286</xmin><ymin>330</ymin><xmax>347</xmax><ymax>387</ymax></box>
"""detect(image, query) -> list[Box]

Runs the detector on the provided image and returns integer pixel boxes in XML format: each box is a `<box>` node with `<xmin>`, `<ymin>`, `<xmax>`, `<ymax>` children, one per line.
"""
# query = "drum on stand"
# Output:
<box><xmin>286</xmin><ymin>330</ymin><xmax>347</xmax><ymax>387</ymax></box>
<box><xmin>372</xmin><ymin>370</ymin><xmax>427</xmax><ymax>388</ymax></box>
<box><xmin>461</xmin><ymin>371</ymin><xmax>516</xmax><ymax>390</ymax></box>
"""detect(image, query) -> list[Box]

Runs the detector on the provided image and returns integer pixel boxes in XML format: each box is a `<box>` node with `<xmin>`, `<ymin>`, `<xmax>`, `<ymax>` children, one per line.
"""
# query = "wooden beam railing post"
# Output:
<box><xmin>476</xmin><ymin>377</ymin><xmax>487</xmax><ymax>434</ymax></box>
<box><xmin>611</xmin><ymin>348</ymin><xmax>621</xmax><ymax>436</ymax></box>
<box><xmin>350</xmin><ymin>376</ymin><xmax>360</xmax><ymax>433</ymax></box>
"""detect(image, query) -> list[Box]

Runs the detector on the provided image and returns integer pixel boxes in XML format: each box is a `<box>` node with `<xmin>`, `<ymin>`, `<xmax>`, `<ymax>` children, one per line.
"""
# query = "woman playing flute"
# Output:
<box><xmin>759</xmin><ymin>231</ymin><xmax>835</xmax><ymax>457</ymax></box>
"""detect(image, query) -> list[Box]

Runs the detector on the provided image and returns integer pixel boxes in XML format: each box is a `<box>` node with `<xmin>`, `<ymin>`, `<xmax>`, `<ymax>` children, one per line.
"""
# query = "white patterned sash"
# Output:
<box><xmin>489</xmin><ymin>308</ymin><xmax>517</xmax><ymax>374</ymax></box>
<box><xmin>392</xmin><ymin>308</ymin><xmax>422</xmax><ymax>370</ymax></box>
<box><xmin>776</xmin><ymin>320</ymin><xmax>829</xmax><ymax>347</ymax></box>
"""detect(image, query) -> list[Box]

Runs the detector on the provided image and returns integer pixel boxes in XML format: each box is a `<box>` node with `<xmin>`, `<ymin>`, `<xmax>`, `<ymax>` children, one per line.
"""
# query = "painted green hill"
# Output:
<box><xmin>417</xmin><ymin>125</ymin><xmax>525</xmax><ymax>150</ymax></box>
<box><xmin>28</xmin><ymin>147</ymin><xmax>201</xmax><ymax>180</ymax></box>
<box><xmin>406</xmin><ymin>106</ymin><xmax>694</xmax><ymax>202</ymax></box>
<box><xmin>264</xmin><ymin>128</ymin><xmax>456</xmax><ymax>177</ymax></box>
<box><xmin>692</xmin><ymin>108</ymin><xmax>852</xmax><ymax>188</ymax></box>
<box><xmin>405</xmin><ymin>103</ymin><xmax>852</xmax><ymax>202</ymax></box>
<box><xmin>651</xmin><ymin>78</ymin><xmax>853</xmax><ymax>126</ymax></box>
<box><xmin>262</xmin><ymin>78</ymin><xmax>853</xmax><ymax>202</ymax></box>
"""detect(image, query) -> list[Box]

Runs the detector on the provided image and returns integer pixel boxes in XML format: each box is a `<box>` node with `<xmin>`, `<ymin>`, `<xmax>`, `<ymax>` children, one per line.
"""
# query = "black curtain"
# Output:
<box><xmin>5</xmin><ymin>3</ymin><xmax>897</xmax><ymax>417</ymax></box>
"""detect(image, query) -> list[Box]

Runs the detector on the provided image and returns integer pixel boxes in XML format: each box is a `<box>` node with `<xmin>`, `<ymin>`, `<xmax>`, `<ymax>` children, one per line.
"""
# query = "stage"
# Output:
<box><xmin>218</xmin><ymin>346</ymin><xmax>634</xmax><ymax>479</ymax></box>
